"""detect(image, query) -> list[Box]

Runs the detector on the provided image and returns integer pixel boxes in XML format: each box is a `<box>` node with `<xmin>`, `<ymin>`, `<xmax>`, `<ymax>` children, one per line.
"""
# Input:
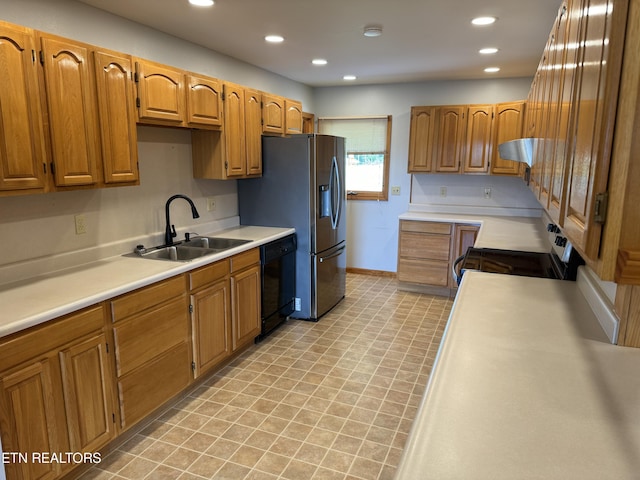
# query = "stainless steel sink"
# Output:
<box><xmin>136</xmin><ymin>245</ymin><xmax>214</xmax><ymax>261</ymax></box>
<box><xmin>183</xmin><ymin>236</ymin><xmax>251</xmax><ymax>251</ymax></box>
<box><xmin>126</xmin><ymin>236</ymin><xmax>251</xmax><ymax>262</ymax></box>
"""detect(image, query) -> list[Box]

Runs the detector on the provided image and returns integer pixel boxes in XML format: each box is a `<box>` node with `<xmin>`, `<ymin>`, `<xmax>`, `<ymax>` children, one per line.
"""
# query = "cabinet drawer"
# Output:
<box><xmin>188</xmin><ymin>259</ymin><xmax>229</xmax><ymax>291</ymax></box>
<box><xmin>110</xmin><ymin>275</ymin><xmax>185</xmax><ymax>322</ymax></box>
<box><xmin>112</xmin><ymin>295</ymin><xmax>188</xmax><ymax>377</ymax></box>
<box><xmin>400</xmin><ymin>220</ymin><xmax>452</xmax><ymax>235</ymax></box>
<box><xmin>398</xmin><ymin>258</ymin><xmax>450</xmax><ymax>286</ymax></box>
<box><xmin>117</xmin><ymin>342</ymin><xmax>190</xmax><ymax>430</ymax></box>
<box><xmin>399</xmin><ymin>232</ymin><xmax>451</xmax><ymax>261</ymax></box>
<box><xmin>230</xmin><ymin>248</ymin><xmax>260</xmax><ymax>273</ymax></box>
<box><xmin>0</xmin><ymin>305</ymin><xmax>104</xmax><ymax>372</ymax></box>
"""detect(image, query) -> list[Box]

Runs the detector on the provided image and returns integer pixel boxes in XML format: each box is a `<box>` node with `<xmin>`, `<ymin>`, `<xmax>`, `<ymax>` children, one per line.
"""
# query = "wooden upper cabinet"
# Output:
<box><xmin>0</xmin><ymin>22</ymin><xmax>47</xmax><ymax>195</ymax></box>
<box><xmin>245</xmin><ymin>88</ymin><xmax>263</xmax><ymax>176</ymax></box>
<box><xmin>39</xmin><ymin>34</ymin><xmax>101</xmax><ymax>187</ymax></box>
<box><xmin>562</xmin><ymin>0</ymin><xmax>621</xmax><ymax>260</ymax></box>
<box><xmin>191</xmin><ymin>84</ymin><xmax>262</xmax><ymax>180</ymax></box>
<box><xmin>134</xmin><ymin>58</ymin><xmax>185</xmax><ymax>125</ymax></box>
<box><xmin>408</xmin><ymin>106</ymin><xmax>436</xmax><ymax>172</ymax></box>
<box><xmin>434</xmin><ymin>106</ymin><xmax>467</xmax><ymax>173</ymax></box>
<box><xmin>93</xmin><ymin>49</ymin><xmax>139</xmax><ymax>185</ymax></box>
<box><xmin>463</xmin><ymin>105</ymin><xmax>493</xmax><ymax>174</ymax></box>
<box><xmin>222</xmin><ymin>82</ymin><xmax>247</xmax><ymax>177</ymax></box>
<box><xmin>186</xmin><ymin>73</ymin><xmax>223</xmax><ymax>129</ymax></box>
<box><xmin>285</xmin><ymin>99</ymin><xmax>303</xmax><ymax>134</ymax></box>
<box><xmin>262</xmin><ymin>93</ymin><xmax>285</xmax><ymax>134</ymax></box>
<box><xmin>490</xmin><ymin>101</ymin><xmax>526</xmax><ymax>176</ymax></box>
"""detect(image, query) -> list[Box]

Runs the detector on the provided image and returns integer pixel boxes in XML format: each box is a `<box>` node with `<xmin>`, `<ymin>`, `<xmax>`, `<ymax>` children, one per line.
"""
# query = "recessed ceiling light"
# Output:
<box><xmin>188</xmin><ymin>0</ymin><xmax>214</xmax><ymax>6</ymax></box>
<box><xmin>265</xmin><ymin>35</ymin><xmax>284</xmax><ymax>43</ymax></box>
<box><xmin>312</xmin><ymin>59</ymin><xmax>328</xmax><ymax>65</ymax></box>
<box><xmin>484</xmin><ymin>67</ymin><xmax>500</xmax><ymax>73</ymax></box>
<box><xmin>363</xmin><ymin>25</ymin><xmax>383</xmax><ymax>37</ymax></box>
<box><xmin>479</xmin><ymin>47</ymin><xmax>499</xmax><ymax>55</ymax></box>
<box><xmin>343</xmin><ymin>75</ymin><xmax>357</xmax><ymax>81</ymax></box>
<box><xmin>471</xmin><ymin>16</ymin><xmax>497</xmax><ymax>26</ymax></box>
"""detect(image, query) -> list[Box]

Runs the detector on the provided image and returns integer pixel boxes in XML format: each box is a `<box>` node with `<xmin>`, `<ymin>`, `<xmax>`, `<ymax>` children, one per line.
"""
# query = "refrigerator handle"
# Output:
<box><xmin>319</xmin><ymin>245</ymin><xmax>346</xmax><ymax>263</ymax></box>
<box><xmin>330</xmin><ymin>155</ymin><xmax>341</xmax><ymax>230</ymax></box>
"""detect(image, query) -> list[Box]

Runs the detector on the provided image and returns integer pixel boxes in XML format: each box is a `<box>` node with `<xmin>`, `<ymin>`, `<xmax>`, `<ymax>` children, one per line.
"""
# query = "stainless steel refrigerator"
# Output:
<box><xmin>238</xmin><ymin>134</ymin><xmax>346</xmax><ymax>321</ymax></box>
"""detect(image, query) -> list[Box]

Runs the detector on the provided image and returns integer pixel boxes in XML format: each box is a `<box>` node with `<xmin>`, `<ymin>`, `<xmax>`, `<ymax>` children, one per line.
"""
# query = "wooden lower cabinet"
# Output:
<box><xmin>231</xmin><ymin>262</ymin><xmax>261</xmax><ymax>350</ymax></box>
<box><xmin>0</xmin><ymin>305</ymin><xmax>115</xmax><ymax>480</ymax></box>
<box><xmin>110</xmin><ymin>275</ymin><xmax>191</xmax><ymax>431</ymax></box>
<box><xmin>397</xmin><ymin>220</ymin><xmax>479</xmax><ymax>294</ymax></box>
<box><xmin>189</xmin><ymin>260</ymin><xmax>232</xmax><ymax>379</ymax></box>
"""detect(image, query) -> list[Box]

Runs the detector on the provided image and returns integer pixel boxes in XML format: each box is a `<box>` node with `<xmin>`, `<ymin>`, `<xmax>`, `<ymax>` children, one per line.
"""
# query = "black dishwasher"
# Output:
<box><xmin>258</xmin><ymin>234</ymin><xmax>296</xmax><ymax>341</ymax></box>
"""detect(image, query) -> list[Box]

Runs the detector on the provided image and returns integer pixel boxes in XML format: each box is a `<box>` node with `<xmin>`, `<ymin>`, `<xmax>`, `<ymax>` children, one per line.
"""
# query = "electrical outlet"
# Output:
<box><xmin>484</xmin><ymin>187</ymin><xmax>492</xmax><ymax>199</ymax></box>
<box><xmin>440</xmin><ymin>186</ymin><xmax>447</xmax><ymax>197</ymax></box>
<box><xmin>391</xmin><ymin>186</ymin><xmax>401</xmax><ymax>195</ymax></box>
<box><xmin>207</xmin><ymin>197</ymin><xmax>216</xmax><ymax>211</ymax></box>
<box><xmin>74</xmin><ymin>214</ymin><xmax>87</xmax><ymax>235</ymax></box>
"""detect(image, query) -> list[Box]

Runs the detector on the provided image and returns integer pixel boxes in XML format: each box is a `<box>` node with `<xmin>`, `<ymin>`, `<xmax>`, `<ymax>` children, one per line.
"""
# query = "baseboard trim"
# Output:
<box><xmin>346</xmin><ymin>267</ymin><xmax>396</xmax><ymax>278</ymax></box>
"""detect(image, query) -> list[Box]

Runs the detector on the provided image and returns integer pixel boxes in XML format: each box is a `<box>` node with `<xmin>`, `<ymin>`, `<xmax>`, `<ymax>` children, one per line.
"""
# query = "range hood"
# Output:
<box><xmin>498</xmin><ymin>138</ymin><xmax>534</xmax><ymax>167</ymax></box>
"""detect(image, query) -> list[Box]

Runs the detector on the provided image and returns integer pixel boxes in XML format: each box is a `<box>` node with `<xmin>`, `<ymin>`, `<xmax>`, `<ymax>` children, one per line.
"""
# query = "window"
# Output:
<box><xmin>318</xmin><ymin>116</ymin><xmax>392</xmax><ymax>201</ymax></box>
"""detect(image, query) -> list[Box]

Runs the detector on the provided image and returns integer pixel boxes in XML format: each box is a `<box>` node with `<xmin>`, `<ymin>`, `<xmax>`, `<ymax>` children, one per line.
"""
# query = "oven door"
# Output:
<box><xmin>453</xmin><ymin>247</ymin><xmax>562</xmax><ymax>286</ymax></box>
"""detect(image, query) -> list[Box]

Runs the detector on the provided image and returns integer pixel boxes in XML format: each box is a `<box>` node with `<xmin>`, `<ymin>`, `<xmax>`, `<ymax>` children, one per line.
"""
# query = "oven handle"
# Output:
<box><xmin>452</xmin><ymin>253</ymin><xmax>466</xmax><ymax>286</ymax></box>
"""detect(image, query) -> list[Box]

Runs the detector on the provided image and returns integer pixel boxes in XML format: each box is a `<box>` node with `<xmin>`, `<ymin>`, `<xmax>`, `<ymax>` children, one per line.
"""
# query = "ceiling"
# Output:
<box><xmin>76</xmin><ymin>0</ymin><xmax>562</xmax><ymax>87</ymax></box>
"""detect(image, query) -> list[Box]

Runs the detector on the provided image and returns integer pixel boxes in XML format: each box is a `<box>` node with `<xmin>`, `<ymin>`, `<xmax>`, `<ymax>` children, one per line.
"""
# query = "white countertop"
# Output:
<box><xmin>0</xmin><ymin>225</ymin><xmax>294</xmax><ymax>338</ymax></box>
<box><xmin>398</xmin><ymin>211</ymin><xmax>550</xmax><ymax>253</ymax></box>
<box><xmin>395</xmin><ymin>272</ymin><xmax>640</xmax><ymax>480</ymax></box>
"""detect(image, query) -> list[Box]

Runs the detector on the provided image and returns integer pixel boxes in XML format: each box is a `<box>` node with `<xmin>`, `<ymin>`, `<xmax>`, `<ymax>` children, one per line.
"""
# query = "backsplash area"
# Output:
<box><xmin>0</xmin><ymin>127</ymin><xmax>238</xmax><ymax>275</ymax></box>
<box><xmin>411</xmin><ymin>174</ymin><xmax>541</xmax><ymax>214</ymax></box>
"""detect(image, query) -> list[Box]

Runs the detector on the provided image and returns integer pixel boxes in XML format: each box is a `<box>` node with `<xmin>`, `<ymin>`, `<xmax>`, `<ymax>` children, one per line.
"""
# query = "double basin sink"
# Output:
<box><xmin>130</xmin><ymin>236</ymin><xmax>251</xmax><ymax>262</ymax></box>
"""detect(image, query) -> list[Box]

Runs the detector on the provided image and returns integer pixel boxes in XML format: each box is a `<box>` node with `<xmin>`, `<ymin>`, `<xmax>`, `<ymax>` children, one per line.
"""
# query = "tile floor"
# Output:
<box><xmin>81</xmin><ymin>274</ymin><xmax>452</xmax><ymax>480</ymax></box>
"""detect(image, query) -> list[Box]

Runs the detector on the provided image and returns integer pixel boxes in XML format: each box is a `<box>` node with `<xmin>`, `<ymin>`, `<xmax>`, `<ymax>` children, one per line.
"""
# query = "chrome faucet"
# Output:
<box><xmin>164</xmin><ymin>194</ymin><xmax>200</xmax><ymax>246</ymax></box>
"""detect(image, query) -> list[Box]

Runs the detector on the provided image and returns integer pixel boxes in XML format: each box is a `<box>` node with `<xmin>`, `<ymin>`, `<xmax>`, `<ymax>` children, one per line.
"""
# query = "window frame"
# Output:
<box><xmin>318</xmin><ymin>115</ymin><xmax>392</xmax><ymax>201</ymax></box>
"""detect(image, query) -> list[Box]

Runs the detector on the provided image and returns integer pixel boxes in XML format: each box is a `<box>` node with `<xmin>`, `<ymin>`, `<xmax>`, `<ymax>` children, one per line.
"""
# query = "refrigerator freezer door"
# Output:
<box><xmin>312</xmin><ymin>241</ymin><xmax>346</xmax><ymax>319</ymax></box>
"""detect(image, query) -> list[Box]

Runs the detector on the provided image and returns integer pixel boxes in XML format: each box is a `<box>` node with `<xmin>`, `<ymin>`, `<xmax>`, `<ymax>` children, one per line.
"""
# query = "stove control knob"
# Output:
<box><xmin>547</xmin><ymin>223</ymin><xmax>560</xmax><ymax>233</ymax></box>
<box><xmin>555</xmin><ymin>235</ymin><xmax>567</xmax><ymax>247</ymax></box>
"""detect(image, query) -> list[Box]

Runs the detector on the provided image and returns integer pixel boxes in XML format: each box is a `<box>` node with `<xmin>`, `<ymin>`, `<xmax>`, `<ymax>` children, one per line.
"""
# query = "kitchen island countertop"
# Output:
<box><xmin>395</xmin><ymin>271</ymin><xmax>640</xmax><ymax>480</ymax></box>
<box><xmin>0</xmin><ymin>225</ymin><xmax>294</xmax><ymax>338</ymax></box>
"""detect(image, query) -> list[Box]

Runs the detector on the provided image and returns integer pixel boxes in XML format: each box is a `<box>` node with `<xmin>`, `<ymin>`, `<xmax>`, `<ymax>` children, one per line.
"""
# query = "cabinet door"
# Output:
<box><xmin>186</xmin><ymin>73</ymin><xmax>223</xmax><ymax>129</ymax></box>
<box><xmin>434</xmin><ymin>106</ymin><xmax>466</xmax><ymax>173</ymax></box>
<box><xmin>285</xmin><ymin>99</ymin><xmax>303</xmax><ymax>134</ymax></box>
<box><xmin>191</xmin><ymin>279</ymin><xmax>231</xmax><ymax>378</ymax></box>
<box><xmin>59</xmin><ymin>334</ymin><xmax>115</xmax><ymax>452</ymax></box>
<box><xmin>562</xmin><ymin>0</ymin><xmax>617</xmax><ymax>259</ymax></box>
<box><xmin>408</xmin><ymin>106</ymin><xmax>436</xmax><ymax>172</ymax></box>
<box><xmin>0</xmin><ymin>361</ymin><xmax>62</xmax><ymax>480</ymax></box>
<box><xmin>262</xmin><ymin>93</ymin><xmax>285</xmax><ymax>134</ymax></box>
<box><xmin>135</xmin><ymin>59</ymin><xmax>185</xmax><ymax>125</ymax></box>
<box><xmin>222</xmin><ymin>82</ymin><xmax>247</xmax><ymax>177</ymax></box>
<box><xmin>94</xmin><ymin>50</ymin><xmax>139</xmax><ymax>184</ymax></box>
<box><xmin>464</xmin><ymin>105</ymin><xmax>493</xmax><ymax>174</ymax></box>
<box><xmin>450</xmin><ymin>224</ymin><xmax>479</xmax><ymax>287</ymax></box>
<box><xmin>231</xmin><ymin>265</ymin><xmax>261</xmax><ymax>350</ymax></box>
<box><xmin>490</xmin><ymin>101</ymin><xmax>525</xmax><ymax>176</ymax></box>
<box><xmin>40</xmin><ymin>34</ymin><xmax>100</xmax><ymax>187</ymax></box>
<box><xmin>245</xmin><ymin>89</ymin><xmax>263</xmax><ymax>176</ymax></box>
<box><xmin>0</xmin><ymin>22</ymin><xmax>47</xmax><ymax>193</ymax></box>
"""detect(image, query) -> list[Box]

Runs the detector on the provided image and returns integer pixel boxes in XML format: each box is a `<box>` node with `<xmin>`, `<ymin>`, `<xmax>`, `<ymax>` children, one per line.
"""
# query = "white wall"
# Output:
<box><xmin>313</xmin><ymin>79</ymin><xmax>535</xmax><ymax>272</ymax></box>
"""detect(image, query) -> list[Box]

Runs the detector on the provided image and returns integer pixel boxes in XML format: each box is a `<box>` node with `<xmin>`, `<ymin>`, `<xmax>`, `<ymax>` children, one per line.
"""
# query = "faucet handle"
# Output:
<box><xmin>170</xmin><ymin>225</ymin><xmax>177</xmax><ymax>240</ymax></box>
